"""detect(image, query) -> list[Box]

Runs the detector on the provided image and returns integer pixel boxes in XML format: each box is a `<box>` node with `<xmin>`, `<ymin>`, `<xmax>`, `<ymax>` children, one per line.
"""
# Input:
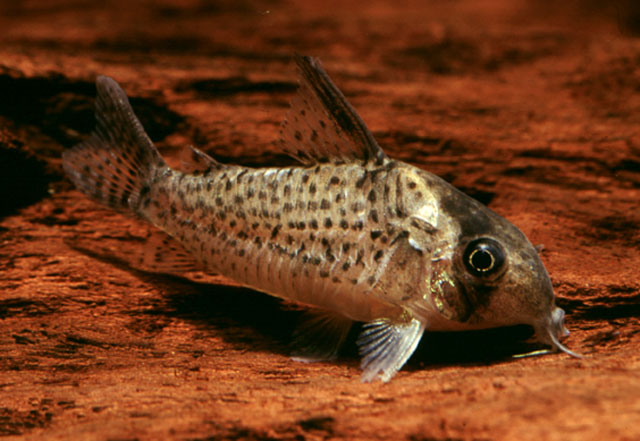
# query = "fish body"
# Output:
<box><xmin>63</xmin><ymin>55</ymin><xmax>578</xmax><ymax>381</ymax></box>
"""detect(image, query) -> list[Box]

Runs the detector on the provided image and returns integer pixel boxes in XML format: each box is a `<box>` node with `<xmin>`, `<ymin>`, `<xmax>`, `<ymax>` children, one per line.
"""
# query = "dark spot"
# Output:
<box><xmin>271</xmin><ymin>224</ymin><xmax>282</xmax><ymax>239</ymax></box>
<box><xmin>251</xmin><ymin>222</ymin><xmax>259</xmax><ymax>229</ymax></box>
<box><xmin>369</xmin><ymin>209</ymin><xmax>379</xmax><ymax>223</ymax></box>
<box><xmin>258</xmin><ymin>190</ymin><xmax>267</xmax><ymax>200</ymax></box>
<box><xmin>342</xmin><ymin>243</ymin><xmax>351</xmax><ymax>253</ymax></box>
<box><xmin>283</xmin><ymin>202</ymin><xmax>293</xmax><ymax>213</ymax></box>
<box><xmin>302</xmin><ymin>174</ymin><xmax>310</xmax><ymax>184</ymax></box>
<box><xmin>246</xmin><ymin>188</ymin><xmax>255</xmax><ymax>198</ymax></box>
<box><xmin>390</xmin><ymin>230</ymin><xmax>410</xmax><ymax>246</ymax></box>
<box><xmin>329</xmin><ymin>176</ymin><xmax>340</xmax><ymax>185</ymax></box>
<box><xmin>320</xmin><ymin>199</ymin><xmax>331</xmax><ymax>210</ymax></box>
<box><xmin>342</xmin><ymin>261</ymin><xmax>351</xmax><ymax>271</ymax></box>
<box><xmin>215</xmin><ymin>197</ymin><xmax>224</xmax><ymax>206</ymax></box>
<box><xmin>351</xmin><ymin>202</ymin><xmax>363</xmax><ymax>213</ymax></box>
<box><xmin>310</xmin><ymin>219</ymin><xmax>318</xmax><ymax>229</ymax></box>
<box><xmin>297</xmin><ymin>221</ymin><xmax>306</xmax><ymax>230</ymax></box>
<box><xmin>374</xmin><ymin>250</ymin><xmax>384</xmax><ymax>261</ymax></box>
<box><xmin>352</xmin><ymin>220</ymin><xmax>364</xmax><ymax>231</ymax></box>
<box><xmin>319</xmin><ymin>271</ymin><xmax>329</xmax><ymax>278</ymax></box>
<box><xmin>370</xmin><ymin>230</ymin><xmax>383</xmax><ymax>240</ymax></box>
<box><xmin>270</xmin><ymin>195</ymin><xmax>280</xmax><ymax>204</ymax></box>
<box><xmin>254</xmin><ymin>237</ymin><xmax>263</xmax><ymax>248</ymax></box>
<box><xmin>225</xmin><ymin>180</ymin><xmax>232</xmax><ymax>191</ymax></box>
<box><xmin>284</xmin><ymin>184</ymin><xmax>291</xmax><ymax>196</ymax></box>
<box><xmin>234</xmin><ymin>195</ymin><xmax>243</xmax><ymax>204</ymax></box>
<box><xmin>367</xmin><ymin>190</ymin><xmax>377</xmax><ymax>203</ymax></box>
<box><xmin>408</xmin><ymin>181</ymin><xmax>417</xmax><ymax>189</ymax></box>
<box><xmin>295</xmin><ymin>130</ymin><xmax>303</xmax><ymax>141</ymax></box>
<box><xmin>311</xmin><ymin>257</ymin><xmax>322</xmax><ymax>265</ymax></box>
<box><xmin>332</xmin><ymin>276</ymin><xmax>340</xmax><ymax>283</ymax></box>
<box><xmin>367</xmin><ymin>276</ymin><xmax>376</xmax><ymax>285</ymax></box>
<box><xmin>324</xmin><ymin>218</ymin><xmax>333</xmax><ymax>228</ymax></box>
<box><xmin>288</xmin><ymin>221</ymin><xmax>296</xmax><ymax>229</ymax></box>
<box><xmin>309</xmin><ymin>183</ymin><xmax>317</xmax><ymax>194</ymax></box>
<box><xmin>238</xmin><ymin>249</ymin><xmax>246</xmax><ymax>257</ymax></box>
<box><xmin>340</xmin><ymin>219</ymin><xmax>349</xmax><ymax>230</ymax></box>
<box><xmin>355</xmin><ymin>171</ymin><xmax>368</xmax><ymax>188</ymax></box>
<box><xmin>335</xmin><ymin>193</ymin><xmax>344</xmax><ymax>203</ymax></box>
<box><xmin>308</xmin><ymin>201</ymin><xmax>318</xmax><ymax>210</ymax></box>
<box><xmin>230</xmin><ymin>219</ymin><xmax>237</xmax><ymax>228</ymax></box>
<box><xmin>319</xmin><ymin>119</ymin><xmax>326</xmax><ymax>128</ymax></box>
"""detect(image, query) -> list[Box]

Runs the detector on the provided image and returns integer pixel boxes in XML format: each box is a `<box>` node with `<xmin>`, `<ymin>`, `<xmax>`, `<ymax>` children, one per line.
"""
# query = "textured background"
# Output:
<box><xmin>1</xmin><ymin>1</ymin><xmax>639</xmax><ymax>440</ymax></box>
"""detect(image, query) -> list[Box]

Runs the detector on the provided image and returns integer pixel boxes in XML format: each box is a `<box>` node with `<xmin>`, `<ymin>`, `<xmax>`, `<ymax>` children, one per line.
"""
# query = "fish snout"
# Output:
<box><xmin>535</xmin><ymin>306</ymin><xmax>583</xmax><ymax>358</ymax></box>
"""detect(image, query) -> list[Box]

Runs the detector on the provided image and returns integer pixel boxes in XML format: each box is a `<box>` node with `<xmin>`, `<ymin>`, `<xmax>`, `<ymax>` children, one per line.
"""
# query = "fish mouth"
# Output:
<box><xmin>534</xmin><ymin>306</ymin><xmax>583</xmax><ymax>358</ymax></box>
<box><xmin>514</xmin><ymin>307</ymin><xmax>583</xmax><ymax>359</ymax></box>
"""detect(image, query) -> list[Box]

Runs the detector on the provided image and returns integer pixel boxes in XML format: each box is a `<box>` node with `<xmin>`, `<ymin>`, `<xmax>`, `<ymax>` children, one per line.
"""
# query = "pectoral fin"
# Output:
<box><xmin>290</xmin><ymin>309</ymin><xmax>353</xmax><ymax>362</ymax></box>
<box><xmin>357</xmin><ymin>317</ymin><xmax>425</xmax><ymax>382</ymax></box>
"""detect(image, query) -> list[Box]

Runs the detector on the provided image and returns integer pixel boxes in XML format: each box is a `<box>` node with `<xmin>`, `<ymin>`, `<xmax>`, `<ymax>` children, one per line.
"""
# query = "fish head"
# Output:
<box><xmin>451</xmin><ymin>232</ymin><xmax>577</xmax><ymax>356</ymax></box>
<box><xmin>406</xmin><ymin>172</ymin><xmax>578</xmax><ymax>357</ymax></box>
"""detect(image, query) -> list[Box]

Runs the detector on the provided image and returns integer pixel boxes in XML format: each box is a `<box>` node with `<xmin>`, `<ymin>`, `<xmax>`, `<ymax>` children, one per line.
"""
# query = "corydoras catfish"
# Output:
<box><xmin>63</xmin><ymin>55</ymin><xmax>579</xmax><ymax>382</ymax></box>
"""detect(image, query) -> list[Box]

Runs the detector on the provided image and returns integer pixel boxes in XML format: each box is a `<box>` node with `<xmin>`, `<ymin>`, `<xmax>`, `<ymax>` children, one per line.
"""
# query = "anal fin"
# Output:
<box><xmin>357</xmin><ymin>317</ymin><xmax>425</xmax><ymax>382</ymax></box>
<box><xmin>290</xmin><ymin>309</ymin><xmax>353</xmax><ymax>362</ymax></box>
<box><xmin>136</xmin><ymin>230</ymin><xmax>203</xmax><ymax>274</ymax></box>
<box><xmin>67</xmin><ymin>229</ymin><xmax>203</xmax><ymax>276</ymax></box>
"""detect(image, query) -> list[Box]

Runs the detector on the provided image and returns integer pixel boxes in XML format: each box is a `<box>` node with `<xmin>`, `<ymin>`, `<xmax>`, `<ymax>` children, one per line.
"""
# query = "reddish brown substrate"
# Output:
<box><xmin>1</xmin><ymin>1</ymin><xmax>639</xmax><ymax>440</ymax></box>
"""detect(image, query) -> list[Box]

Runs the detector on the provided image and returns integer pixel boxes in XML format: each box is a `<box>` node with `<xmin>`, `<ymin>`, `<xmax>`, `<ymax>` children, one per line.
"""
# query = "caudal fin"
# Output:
<box><xmin>62</xmin><ymin>76</ymin><xmax>167</xmax><ymax>215</ymax></box>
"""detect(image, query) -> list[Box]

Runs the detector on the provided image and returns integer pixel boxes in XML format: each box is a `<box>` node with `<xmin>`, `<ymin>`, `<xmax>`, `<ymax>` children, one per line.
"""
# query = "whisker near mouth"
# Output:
<box><xmin>547</xmin><ymin>327</ymin><xmax>584</xmax><ymax>359</ymax></box>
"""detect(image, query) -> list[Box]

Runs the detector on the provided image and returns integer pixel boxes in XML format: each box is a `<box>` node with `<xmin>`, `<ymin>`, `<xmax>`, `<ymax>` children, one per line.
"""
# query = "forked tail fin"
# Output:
<box><xmin>62</xmin><ymin>76</ymin><xmax>167</xmax><ymax>215</ymax></box>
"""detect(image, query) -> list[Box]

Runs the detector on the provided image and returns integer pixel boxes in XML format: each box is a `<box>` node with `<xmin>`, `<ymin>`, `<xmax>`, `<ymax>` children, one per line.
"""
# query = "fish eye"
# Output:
<box><xmin>463</xmin><ymin>238</ymin><xmax>506</xmax><ymax>277</ymax></box>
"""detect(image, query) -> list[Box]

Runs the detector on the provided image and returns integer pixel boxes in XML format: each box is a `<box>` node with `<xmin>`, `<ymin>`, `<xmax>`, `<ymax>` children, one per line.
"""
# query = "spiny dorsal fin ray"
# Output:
<box><xmin>279</xmin><ymin>55</ymin><xmax>388</xmax><ymax>166</ymax></box>
<box><xmin>180</xmin><ymin>145</ymin><xmax>223</xmax><ymax>174</ymax></box>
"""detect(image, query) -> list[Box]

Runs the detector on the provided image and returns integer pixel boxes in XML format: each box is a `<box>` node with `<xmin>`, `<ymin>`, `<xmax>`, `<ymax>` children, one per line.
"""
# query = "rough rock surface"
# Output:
<box><xmin>1</xmin><ymin>1</ymin><xmax>639</xmax><ymax>440</ymax></box>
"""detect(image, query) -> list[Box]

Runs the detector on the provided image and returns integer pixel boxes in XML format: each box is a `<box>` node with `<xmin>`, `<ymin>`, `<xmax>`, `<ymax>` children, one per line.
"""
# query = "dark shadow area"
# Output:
<box><xmin>0</xmin><ymin>136</ymin><xmax>52</xmax><ymax>218</ymax></box>
<box><xmin>179</xmin><ymin>77</ymin><xmax>297</xmax><ymax>98</ymax></box>
<box><xmin>0</xmin><ymin>73</ymin><xmax>185</xmax><ymax>147</ymax></box>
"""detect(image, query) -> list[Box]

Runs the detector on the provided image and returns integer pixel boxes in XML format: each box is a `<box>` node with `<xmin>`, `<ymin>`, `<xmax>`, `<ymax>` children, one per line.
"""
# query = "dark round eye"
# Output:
<box><xmin>463</xmin><ymin>238</ymin><xmax>506</xmax><ymax>277</ymax></box>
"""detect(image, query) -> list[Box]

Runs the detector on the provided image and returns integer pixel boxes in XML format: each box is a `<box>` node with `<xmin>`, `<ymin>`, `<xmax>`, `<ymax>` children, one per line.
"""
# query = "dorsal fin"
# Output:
<box><xmin>179</xmin><ymin>145</ymin><xmax>223</xmax><ymax>174</ymax></box>
<box><xmin>279</xmin><ymin>55</ymin><xmax>388</xmax><ymax>166</ymax></box>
